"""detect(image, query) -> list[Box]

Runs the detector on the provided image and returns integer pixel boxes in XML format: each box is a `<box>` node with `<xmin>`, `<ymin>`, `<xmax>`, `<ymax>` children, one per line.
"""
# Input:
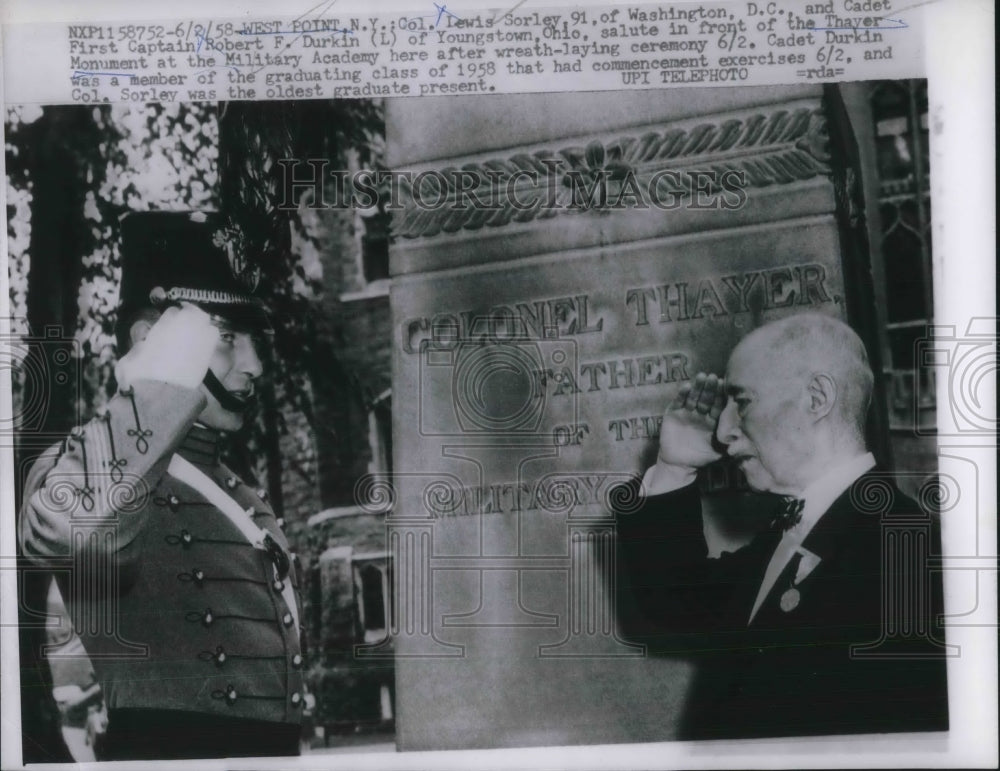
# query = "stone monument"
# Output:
<box><xmin>370</xmin><ymin>85</ymin><xmax>873</xmax><ymax>749</ymax></box>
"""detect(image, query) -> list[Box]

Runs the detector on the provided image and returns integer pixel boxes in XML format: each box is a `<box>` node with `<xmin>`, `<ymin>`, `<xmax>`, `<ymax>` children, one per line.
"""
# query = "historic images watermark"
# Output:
<box><xmin>913</xmin><ymin>318</ymin><xmax>998</xmax><ymax>437</ymax></box>
<box><xmin>0</xmin><ymin>326</ymin><xmax>82</xmax><ymax>446</ymax></box>
<box><xmin>349</xmin><ymin>466</ymin><xmax>647</xmax><ymax>661</ymax></box>
<box><xmin>277</xmin><ymin>158</ymin><xmax>749</xmax><ymax>213</ymax></box>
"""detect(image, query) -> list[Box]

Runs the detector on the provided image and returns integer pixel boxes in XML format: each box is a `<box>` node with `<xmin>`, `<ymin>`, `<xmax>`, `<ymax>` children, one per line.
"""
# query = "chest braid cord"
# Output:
<box><xmin>166</xmin><ymin>454</ymin><xmax>299</xmax><ymax>632</ymax></box>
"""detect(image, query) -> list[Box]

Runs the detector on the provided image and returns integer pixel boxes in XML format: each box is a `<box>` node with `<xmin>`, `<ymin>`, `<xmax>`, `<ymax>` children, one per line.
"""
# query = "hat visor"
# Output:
<box><xmin>197</xmin><ymin>301</ymin><xmax>274</xmax><ymax>336</ymax></box>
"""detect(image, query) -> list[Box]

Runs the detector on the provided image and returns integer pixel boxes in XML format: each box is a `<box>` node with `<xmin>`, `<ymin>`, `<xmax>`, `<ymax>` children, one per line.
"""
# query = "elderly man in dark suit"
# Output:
<box><xmin>617</xmin><ymin>313</ymin><xmax>949</xmax><ymax>740</ymax></box>
<box><xmin>19</xmin><ymin>212</ymin><xmax>305</xmax><ymax>760</ymax></box>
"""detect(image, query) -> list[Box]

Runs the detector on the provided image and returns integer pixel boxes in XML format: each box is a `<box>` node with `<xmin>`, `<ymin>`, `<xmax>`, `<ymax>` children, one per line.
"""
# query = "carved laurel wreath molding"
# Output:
<box><xmin>395</xmin><ymin>106</ymin><xmax>830</xmax><ymax>239</ymax></box>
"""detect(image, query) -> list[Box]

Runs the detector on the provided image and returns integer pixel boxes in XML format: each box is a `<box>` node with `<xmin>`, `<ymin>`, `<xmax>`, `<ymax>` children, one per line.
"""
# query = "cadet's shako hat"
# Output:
<box><xmin>116</xmin><ymin>211</ymin><xmax>272</xmax><ymax>351</ymax></box>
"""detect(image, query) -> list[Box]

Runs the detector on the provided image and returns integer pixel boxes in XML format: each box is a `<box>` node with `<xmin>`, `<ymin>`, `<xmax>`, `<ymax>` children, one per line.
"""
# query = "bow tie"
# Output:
<box><xmin>771</xmin><ymin>496</ymin><xmax>805</xmax><ymax>532</ymax></box>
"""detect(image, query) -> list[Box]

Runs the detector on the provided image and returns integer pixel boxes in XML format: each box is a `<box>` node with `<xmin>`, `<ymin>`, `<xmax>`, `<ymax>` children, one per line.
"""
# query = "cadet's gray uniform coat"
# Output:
<box><xmin>19</xmin><ymin>380</ymin><xmax>305</xmax><ymax>726</ymax></box>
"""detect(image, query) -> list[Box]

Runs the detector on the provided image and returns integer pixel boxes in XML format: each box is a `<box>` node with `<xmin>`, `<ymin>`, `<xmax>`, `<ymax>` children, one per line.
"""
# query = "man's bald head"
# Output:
<box><xmin>717</xmin><ymin>314</ymin><xmax>874</xmax><ymax>493</ymax></box>
<box><xmin>729</xmin><ymin>313</ymin><xmax>873</xmax><ymax>437</ymax></box>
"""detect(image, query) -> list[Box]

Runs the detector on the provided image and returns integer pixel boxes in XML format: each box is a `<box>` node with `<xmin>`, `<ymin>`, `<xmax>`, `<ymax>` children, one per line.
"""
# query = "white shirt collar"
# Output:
<box><xmin>748</xmin><ymin>451</ymin><xmax>876</xmax><ymax>625</ymax></box>
<box><xmin>785</xmin><ymin>451</ymin><xmax>876</xmax><ymax>544</ymax></box>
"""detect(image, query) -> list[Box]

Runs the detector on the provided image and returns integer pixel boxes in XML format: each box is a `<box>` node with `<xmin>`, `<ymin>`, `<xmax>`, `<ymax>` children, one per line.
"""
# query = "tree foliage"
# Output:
<box><xmin>216</xmin><ymin>100</ymin><xmax>385</xmax><ymax>509</ymax></box>
<box><xmin>6</xmin><ymin>102</ymin><xmax>220</xmax><ymax>416</ymax></box>
<box><xmin>6</xmin><ymin>97</ymin><xmax>385</xmax><ymax>760</ymax></box>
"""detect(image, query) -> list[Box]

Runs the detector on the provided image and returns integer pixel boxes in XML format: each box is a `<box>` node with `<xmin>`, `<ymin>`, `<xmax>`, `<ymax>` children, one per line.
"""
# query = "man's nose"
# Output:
<box><xmin>715</xmin><ymin>399</ymin><xmax>740</xmax><ymax>446</ymax></box>
<box><xmin>238</xmin><ymin>338</ymin><xmax>264</xmax><ymax>379</ymax></box>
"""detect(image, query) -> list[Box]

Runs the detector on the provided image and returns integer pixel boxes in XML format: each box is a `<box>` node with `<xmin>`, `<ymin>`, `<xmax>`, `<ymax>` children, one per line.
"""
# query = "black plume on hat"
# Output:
<box><xmin>116</xmin><ymin>211</ymin><xmax>271</xmax><ymax>351</ymax></box>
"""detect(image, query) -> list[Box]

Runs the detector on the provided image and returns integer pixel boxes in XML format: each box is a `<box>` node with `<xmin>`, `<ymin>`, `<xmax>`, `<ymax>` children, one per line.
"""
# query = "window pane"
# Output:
<box><xmin>881</xmin><ymin>207</ymin><xmax>928</xmax><ymax>322</ymax></box>
<box><xmin>360</xmin><ymin>564</ymin><xmax>386</xmax><ymax>631</ymax></box>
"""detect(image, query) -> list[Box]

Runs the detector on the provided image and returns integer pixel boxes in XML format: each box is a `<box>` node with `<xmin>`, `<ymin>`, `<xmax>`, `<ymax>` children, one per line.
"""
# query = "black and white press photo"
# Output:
<box><xmin>3</xmin><ymin>78</ymin><xmax>967</xmax><ymax>763</ymax></box>
<box><xmin>0</xmin><ymin>3</ymin><xmax>996</xmax><ymax>766</ymax></box>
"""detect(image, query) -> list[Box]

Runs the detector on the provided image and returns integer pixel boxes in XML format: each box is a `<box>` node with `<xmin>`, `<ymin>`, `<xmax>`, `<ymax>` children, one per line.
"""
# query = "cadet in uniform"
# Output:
<box><xmin>19</xmin><ymin>212</ymin><xmax>306</xmax><ymax>760</ymax></box>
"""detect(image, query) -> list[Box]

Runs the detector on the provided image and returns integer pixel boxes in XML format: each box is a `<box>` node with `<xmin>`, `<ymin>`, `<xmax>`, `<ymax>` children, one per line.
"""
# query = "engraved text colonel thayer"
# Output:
<box><xmin>616</xmin><ymin>313</ymin><xmax>949</xmax><ymax>740</ymax></box>
<box><xmin>19</xmin><ymin>212</ymin><xmax>305</xmax><ymax>760</ymax></box>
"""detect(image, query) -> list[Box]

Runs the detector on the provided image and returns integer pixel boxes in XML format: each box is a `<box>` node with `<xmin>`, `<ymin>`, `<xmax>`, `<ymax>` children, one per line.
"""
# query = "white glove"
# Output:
<box><xmin>115</xmin><ymin>304</ymin><xmax>218</xmax><ymax>390</ymax></box>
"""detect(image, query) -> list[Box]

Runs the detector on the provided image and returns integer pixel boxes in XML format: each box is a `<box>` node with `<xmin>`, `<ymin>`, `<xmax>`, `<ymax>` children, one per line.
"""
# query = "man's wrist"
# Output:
<box><xmin>640</xmin><ymin>462</ymin><xmax>698</xmax><ymax>497</ymax></box>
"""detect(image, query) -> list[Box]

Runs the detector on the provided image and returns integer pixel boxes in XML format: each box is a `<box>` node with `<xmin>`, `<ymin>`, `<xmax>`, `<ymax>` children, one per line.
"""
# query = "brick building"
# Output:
<box><xmin>274</xmin><ymin>146</ymin><xmax>397</xmax><ymax>737</ymax></box>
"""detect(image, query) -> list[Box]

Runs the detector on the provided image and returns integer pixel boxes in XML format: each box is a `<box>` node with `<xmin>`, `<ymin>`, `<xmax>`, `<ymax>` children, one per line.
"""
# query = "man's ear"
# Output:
<box><xmin>807</xmin><ymin>373</ymin><xmax>837</xmax><ymax>419</ymax></box>
<box><xmin>129</xmin><ymin>318</ymin><xmax>155</xmax><ymax>348</ymax></box>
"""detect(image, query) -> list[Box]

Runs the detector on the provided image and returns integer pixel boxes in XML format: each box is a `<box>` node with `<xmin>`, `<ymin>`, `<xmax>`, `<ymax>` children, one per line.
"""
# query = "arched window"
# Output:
<box><xmin>868</xmin><ymin>80</ymin><xmax>934</xmax><ymax>432</ymax></box>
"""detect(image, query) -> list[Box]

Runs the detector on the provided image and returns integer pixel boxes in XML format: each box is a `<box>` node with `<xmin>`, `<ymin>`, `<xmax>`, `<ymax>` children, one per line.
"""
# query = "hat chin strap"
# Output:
<box><xmin>202</xmin><ymin>369</ymin><xmax>253</xmax><ymax>414</ymax></box>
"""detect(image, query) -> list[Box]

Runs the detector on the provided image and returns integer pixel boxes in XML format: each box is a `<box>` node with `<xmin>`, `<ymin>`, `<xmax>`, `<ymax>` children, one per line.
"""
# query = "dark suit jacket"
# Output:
<box><xmin>616</xmin><ymin>472</ymin><xmax>949</xmax><ymax>740</ymax></box>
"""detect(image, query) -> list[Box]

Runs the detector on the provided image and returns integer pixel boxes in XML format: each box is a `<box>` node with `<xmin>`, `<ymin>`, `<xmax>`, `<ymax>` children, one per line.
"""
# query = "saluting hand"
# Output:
<box><xmin>115</xmin><ymin>304</ymin><xmax>218</xmax><ymax>391</ymax></box>
<box><xmin>657</xmin><ymin>372</ymin><xmax>727</xmax><ymax>471</ymax></box>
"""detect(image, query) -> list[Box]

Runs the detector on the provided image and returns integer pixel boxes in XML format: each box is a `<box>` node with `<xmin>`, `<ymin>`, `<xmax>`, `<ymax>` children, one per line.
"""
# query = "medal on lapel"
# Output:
<box><xmin>778</xmin><ymin>547</ymin><xmax>821</xmax><ymax>613</ymax></box>
<box><xmin>780</xmin><ymin>587</ymin><xmax>800</xmax><ymax>612</ymax></box>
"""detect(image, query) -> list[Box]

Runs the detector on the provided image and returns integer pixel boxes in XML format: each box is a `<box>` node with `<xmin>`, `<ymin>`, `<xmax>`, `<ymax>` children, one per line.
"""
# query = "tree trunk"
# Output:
<box><xmin>16</xmin><ymin>106</ymin><xmax>93</xmax><ymax>764</ymax></box>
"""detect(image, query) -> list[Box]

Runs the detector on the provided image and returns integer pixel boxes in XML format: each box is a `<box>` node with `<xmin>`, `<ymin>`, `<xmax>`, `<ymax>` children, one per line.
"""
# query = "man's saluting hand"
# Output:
<box><xmin>114</xmin><ymin>303</ymin><xmax>217</xmax><ymax>391</ymax></box>
<box><xmin>645</xmin><ymin>372</ymin><xmax>727</xmax><ymax>494</ymax></box>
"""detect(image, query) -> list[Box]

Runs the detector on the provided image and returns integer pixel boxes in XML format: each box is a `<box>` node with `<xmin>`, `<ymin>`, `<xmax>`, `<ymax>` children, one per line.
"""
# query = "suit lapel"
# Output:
<box><xmin>730</xmin><ymin>528</ymin><xmax>784</xmax><ymax>623</ymax></box>
<box><xmin>753</xmin><ymin>477</ymin><xmax>875</xmax><ymax>623</ymax></box>
<box><xmin>751</xmin><ymin>546</ymin><xmax>806</xmax><ymax>624</ymax></box>
<box><xmin>799</xmin><ymin>476</ymin><xmax>874</xmax><ymax>564</ymax></box>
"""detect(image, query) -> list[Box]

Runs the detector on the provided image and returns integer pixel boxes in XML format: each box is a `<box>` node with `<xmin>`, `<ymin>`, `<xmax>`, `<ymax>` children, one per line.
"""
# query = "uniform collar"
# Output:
<box><xmin>177</xmin><ymin>423</ymin><xmax>225</xmax><ymax>468</ymax></box>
